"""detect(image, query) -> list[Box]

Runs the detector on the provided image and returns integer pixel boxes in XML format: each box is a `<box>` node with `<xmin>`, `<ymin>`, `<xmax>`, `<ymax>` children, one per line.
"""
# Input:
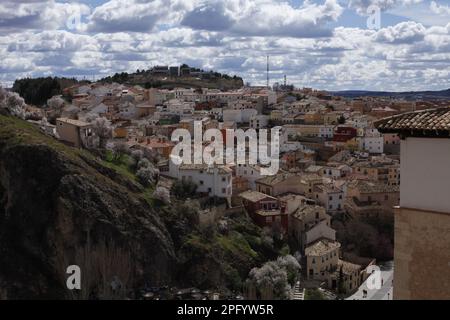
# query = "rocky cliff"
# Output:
<box><xmin>0</xmin><ymin>115</ymin><xmax>176</xmax><ymax>299</ymax></box>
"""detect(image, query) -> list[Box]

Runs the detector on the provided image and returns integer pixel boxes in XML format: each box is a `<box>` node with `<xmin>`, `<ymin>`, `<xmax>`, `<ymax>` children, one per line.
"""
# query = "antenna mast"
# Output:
<box><xmin>266</xmin><ymin>55</ymin><xmax>270</xmax><ymax>89</ymax></box>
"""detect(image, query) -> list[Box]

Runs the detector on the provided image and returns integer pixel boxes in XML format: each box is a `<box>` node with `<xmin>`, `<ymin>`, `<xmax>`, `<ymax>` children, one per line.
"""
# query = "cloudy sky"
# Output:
<box><xmin>0</xmin><ymin>0</ymin><xmax>449</xmax><ymax>91</ymax></box>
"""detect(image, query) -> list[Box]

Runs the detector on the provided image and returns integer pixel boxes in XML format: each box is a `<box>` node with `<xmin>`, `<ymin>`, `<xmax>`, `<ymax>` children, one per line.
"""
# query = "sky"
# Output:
<box><xmin>0</xmin><ymin>0</ymin><xmax>449</xmax><ymax>91</ymax></box>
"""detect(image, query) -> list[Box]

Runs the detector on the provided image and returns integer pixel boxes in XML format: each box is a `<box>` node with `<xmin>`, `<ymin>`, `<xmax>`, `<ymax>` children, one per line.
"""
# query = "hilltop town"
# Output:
<box><xmin>1</xmin><ymin>69</ymin><xmax>449</xmax><ymax>300</ymax></box>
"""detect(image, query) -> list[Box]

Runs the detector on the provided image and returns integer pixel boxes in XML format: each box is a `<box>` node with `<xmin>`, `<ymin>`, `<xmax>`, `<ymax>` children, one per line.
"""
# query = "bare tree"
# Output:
<box><xmin>136</xmin><ymin>165</ymin><xmax>159</xmax><ymax>187</ymax></box>
<box><xmin>56</xmin><ymin>236</ymin><xmax>134</xmax><ymax>300</ymax></box>
<box><xmin>112</xmin><ymin>141</ymin><xmax>129</xmax><ymax>162</ymax></box>
<box><xmin>130</xmin><ymin>149</ymin><xmax>143</xmax><ymax>163</ymax></box>
<box><xmin>47</xmin><ymin>96</ymin><xmax>66</xmax><ymax>110</ymax></box>
<box><xmin>153</xmin><ymin>186</ymin><xmax>171</xmax><ymax>204</ymax></box>
<box><xmin>46</xmin><ymin>96</ymin><xmax>66</xmax><ymax>123</ymax></box>
<box><xmin>91</xmin><ymin>117</ymin><xmax>112</xmax><ymax>149</ymax></box>
<box><xmin>246</xmin><ymin>255</ymin><xmax>300</xmax><ymax>300</ymax></box>
<box><xmin>0</xmin><ymin>87</ymin><xmax>26</xmax><ymax>118</ymax></box>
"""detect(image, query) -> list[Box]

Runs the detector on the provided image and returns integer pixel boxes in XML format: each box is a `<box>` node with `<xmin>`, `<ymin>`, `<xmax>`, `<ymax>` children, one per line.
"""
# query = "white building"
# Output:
<box><xmin>319</xmin><ymin>125</ymin><xmax>335</xmax><ymax>138</ymax></box>
<box><xmin>357</xmin><ymin>129</ymin><xmax>384</xmax><ymax>153</ymax></box>
<box><xmin>375</xmin><ymin>108</ymin><xmax>450</xmax><ymax>299</ymax></box>
<box><xmin>168</xmin><ymin>156</ymin><xmax>233</xmax><ymax>199</ymax></box>
<box><xmin>222</xmin><ymin>108</ymin><xmax>257</xmax><ymax>123</ymax></box>
<box><xmin>314</xmin><ymin>184</ymin><xmax>345</xmax><ymax>214</ymax></box>
<box><xmin>250</xmin><ymin>114</ymin><xmax>269</xmax><ymax>129</ymax></box>
<box><xmin>235</xmin><ymin>163</ymin><xmax>265</xmax><ymax>190</ymax></box>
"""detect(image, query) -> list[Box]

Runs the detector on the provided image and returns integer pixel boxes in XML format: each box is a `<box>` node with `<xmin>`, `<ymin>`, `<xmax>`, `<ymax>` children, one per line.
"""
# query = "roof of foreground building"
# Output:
<box><xmin>375</xmin><ymin>108</ymin><xmax>450</xmax><ymax>137</ymax></box>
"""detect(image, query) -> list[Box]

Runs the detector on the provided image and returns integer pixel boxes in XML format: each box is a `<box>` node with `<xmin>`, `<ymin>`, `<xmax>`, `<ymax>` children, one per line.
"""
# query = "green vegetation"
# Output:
<box><xmin>12</xmin><ymin>77</ymin><xmax>85</xmax><ymax>106</ymax></box>
<box><xmin>171</xmin><ymin>179</ymin><xmax>198</xmax><ymax>199</ymax></box>
<box><xmin>305</xmin><ymin>288</ymin><xmax>327</xmax><ymax>300</ymax></box>
<box><xmin>0</xmin><ymin>114</ymin><xmax>92</xmax><ymax>163</ymax></box>
<box><xmin>217</xmin><ymin>231</ymin><xmax>258</xmax><ymax>259</ymax></box>
<box><xmin>102</xmin><ymin>150</ymin><xmax>136</xmax><ymax>182</ymax></box>
<box><xmin>99</xmin><ymin>64</ymin><xmax>244</xmax><ymax>90</ymax></box>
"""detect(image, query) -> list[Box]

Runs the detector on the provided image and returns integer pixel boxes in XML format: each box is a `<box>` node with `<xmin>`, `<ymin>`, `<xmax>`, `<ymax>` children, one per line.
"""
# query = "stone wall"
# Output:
<box><xmin>394</xmin><ymin>207</ymin><xmax>450</xmax><ymax>299</ymax></box>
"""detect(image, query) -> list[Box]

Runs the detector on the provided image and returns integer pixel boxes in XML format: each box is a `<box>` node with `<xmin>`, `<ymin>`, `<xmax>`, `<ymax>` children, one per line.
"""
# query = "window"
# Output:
<box><xmin>222</xmin><ymin>177</ymin><xmax>226</xmax><ymax>182</ymax></box>
<box><xmin>199</xmin><ymin>180</ymin><xmax>204</xmax><ymax>185</ymax></box>
<box><xmin>222</xmin><ymin>188</ymin><xmax>226</xmax><ymax>194</ymax></box>
<box><xmin>385</xmin><ymin>195</ymin><xmax>389</xmax><ymax>201</ymax></box>
<box><xmin>339</xmin><ymin>195</ymin><xmax>342</xmax><ymax>199</ymax></box>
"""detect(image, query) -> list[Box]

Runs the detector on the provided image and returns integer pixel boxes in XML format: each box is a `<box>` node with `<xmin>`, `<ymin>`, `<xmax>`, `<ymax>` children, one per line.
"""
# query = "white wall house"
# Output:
<box><xmin>314</xmin><ymin>185</ymin><xmax>345</xmax><ymax>214</ymax></box>
<box><xmin>399</xmin><ymin>137</ymin><xmax>450</xmax><ymax>212</ymax></box>
<box><xmin>235</xmin><ymin>163</ymin><xmax>265</xmax><ymax>190</ymax></box>
<box><xmin>168</xmin><ymin>156</ymin><xmax>233</xmax><ymax>199</ymax></box>
<box><xmin>222</xmin><ymin>108</ymin><xmax>258</xmax><ymax>123</ymax></box>
<box><xmin>358</xmin><ymin>136</ymin><xmax>384</xmax><ymax>154</ymax></box>
<box><xmin>319</xmin><ymin>125</ymin><xmax>335</xmax><ymax>138</ymax></box>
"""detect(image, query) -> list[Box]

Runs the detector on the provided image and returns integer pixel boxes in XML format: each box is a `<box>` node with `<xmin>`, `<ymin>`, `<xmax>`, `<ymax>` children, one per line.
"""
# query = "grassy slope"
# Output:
<box><xmin>0</xmin><ymin>115</ymin><xmax>154</xmax><ymax>205</ymax></box>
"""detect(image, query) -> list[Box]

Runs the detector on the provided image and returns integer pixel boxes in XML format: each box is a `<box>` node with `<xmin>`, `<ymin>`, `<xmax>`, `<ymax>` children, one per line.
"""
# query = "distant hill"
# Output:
<box><xmin>99</xmin><ymin>64</ymin><xmax>244</xmax><ymax>91</ymax></box>
<box><xmin>331</xmin><ymin>89</ymin><xmax>450</xmax><ymax>100</ymax></box>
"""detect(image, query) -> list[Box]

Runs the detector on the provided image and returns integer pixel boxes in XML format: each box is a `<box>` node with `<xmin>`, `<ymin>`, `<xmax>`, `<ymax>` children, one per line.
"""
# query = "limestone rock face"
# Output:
<box><xmin>0</xmin><ymin>116</ymin><xmax>176</xmax><ymax>299</ymax></box>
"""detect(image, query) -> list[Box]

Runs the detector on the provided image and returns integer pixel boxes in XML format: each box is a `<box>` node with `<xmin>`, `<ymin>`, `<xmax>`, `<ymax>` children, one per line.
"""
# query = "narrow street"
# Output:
<box><xmin>347</xmin><ymin>262</ymin><xmax>394</xmax><ymax>300</ymax></box>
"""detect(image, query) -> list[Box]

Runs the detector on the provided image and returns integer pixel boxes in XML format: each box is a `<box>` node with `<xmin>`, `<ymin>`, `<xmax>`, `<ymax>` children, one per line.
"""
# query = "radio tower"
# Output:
<box><xmin>266</xmin><ymin>55</ymin><xmax>270</xmax><ymax>89</ymax></box>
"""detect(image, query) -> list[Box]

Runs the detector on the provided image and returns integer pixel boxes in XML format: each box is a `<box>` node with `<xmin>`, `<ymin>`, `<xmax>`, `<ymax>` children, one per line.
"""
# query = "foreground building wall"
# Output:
<box><xmin>394</xmin><ymin>137</ymin><xmax>450</xmax><ymax>299</ymax></box>
<box><xmin>394</xmin><ymin>207</ymin><xmax>450</xmax><ymax>299</ymax></box>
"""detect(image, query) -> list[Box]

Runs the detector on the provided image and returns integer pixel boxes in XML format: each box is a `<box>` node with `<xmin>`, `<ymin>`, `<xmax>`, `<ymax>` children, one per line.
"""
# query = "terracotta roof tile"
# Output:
<box><xmin>375</xmin><ymin>107</ymin><xmax>450</xmax><ymax>134</ymax></box>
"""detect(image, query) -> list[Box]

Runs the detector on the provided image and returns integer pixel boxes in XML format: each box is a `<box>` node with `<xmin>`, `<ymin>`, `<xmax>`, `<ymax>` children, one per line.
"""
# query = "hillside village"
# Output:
<box><xmin>2</xmin><ymin>73</ymin><xmax>449</xmax><ymax>300</ymax></box>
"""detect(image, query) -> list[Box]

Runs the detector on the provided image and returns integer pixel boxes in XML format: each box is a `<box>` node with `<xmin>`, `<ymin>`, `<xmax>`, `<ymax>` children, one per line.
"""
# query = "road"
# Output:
<box><xmin>346</xmin><ymin>262</ymin><xmax>394</xmax><ymax>300</ymax></box>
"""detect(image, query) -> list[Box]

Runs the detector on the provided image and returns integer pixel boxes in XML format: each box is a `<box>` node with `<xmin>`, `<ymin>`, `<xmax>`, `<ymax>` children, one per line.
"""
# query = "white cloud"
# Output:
<box><xmin>0</xmin><ymin>0</ymin><xmax>448</xmax><ymax>91</ymax></box>
<box><xmin>348</xmin><ymin>0</ymin><xmax>423</xmax><ymax>15</ymax></box>
<box><xmin>181</xmin><ymin>0</ymin><xmax>343</xmax><ymax>38</ymax></box>
<box><xmin>374</xmin><ymin>21</ymin><xmax>426</xmax><ymax>43</ymax></box>
<box><xmin>430</xmin><ymin>1</ymin><xmax>450</xmax><ymax>15</ymax></box>
<box><xmin>0</xmin><ymin>0</ymin><xmax>90</xmax><ymax>32</ymax></box>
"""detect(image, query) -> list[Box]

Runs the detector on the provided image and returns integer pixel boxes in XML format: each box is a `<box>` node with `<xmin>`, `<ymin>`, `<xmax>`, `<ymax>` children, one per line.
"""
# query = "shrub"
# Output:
<box><xmin>171</xmin><ymin>180</ymin><xmax>198</xmax><ymax>199</ymax></box>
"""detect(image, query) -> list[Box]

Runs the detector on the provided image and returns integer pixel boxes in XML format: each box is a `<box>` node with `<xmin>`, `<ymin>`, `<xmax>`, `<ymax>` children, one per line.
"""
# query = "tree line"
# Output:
<box><xmin>12</xmin><ymin>77</ymin><xmax>85</xmax><ymax>106</ymax></box>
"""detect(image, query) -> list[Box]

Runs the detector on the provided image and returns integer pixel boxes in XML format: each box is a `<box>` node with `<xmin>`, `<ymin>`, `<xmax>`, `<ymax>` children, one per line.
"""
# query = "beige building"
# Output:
<box><xmin>376</xmin><ymin>108</ymin><xmax>450</xmax><ymax>300</ymax></box>
<box><xmin>56</xmin><ymin>118</ymin><xmax>92</xmax><ymax>148</ymax></box>
<box><xmin>345</xmin><ymin>180</ymin><xmax>399</xmax><ymax>217</ymax></box>
<box><xmin>255</xmin><ymin>173</ymin><xmax>303</xmax><ymax>196</ymax></box>
<box><xmin>290</xmin><ymin>204</ymin><xmax>335</xmax><ymax>251</ymax></box>
<box><xmin>306</xmin><ymin>239</ymin><xmax>340</xmax><ymax>281</ymax></box>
